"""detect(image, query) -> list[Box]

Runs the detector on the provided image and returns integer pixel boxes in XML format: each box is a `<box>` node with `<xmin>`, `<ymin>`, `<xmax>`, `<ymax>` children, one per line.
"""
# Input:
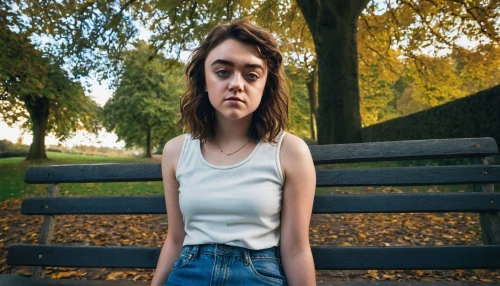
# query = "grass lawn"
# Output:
<box><xmin>0</xmin><ymin>152</ymin><xmax>164</xmax><ymax>201</ymax></box>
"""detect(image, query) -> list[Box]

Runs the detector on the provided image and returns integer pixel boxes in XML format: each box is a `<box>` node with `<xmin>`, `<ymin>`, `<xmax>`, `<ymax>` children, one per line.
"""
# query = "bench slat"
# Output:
<box><xmin>7</xmin><ymin>245</ymin><xmax>500</xmax><ymax>270</ymax></box>
<box><xmin>20</xmin><ymin>193</ymin><xmax>500</xmax><ymax>215</ymax></box>
<box><xmin>24</xmin><ymin>164</ymin><xmax>500</xmax><ymax>185</ymax></box>
<box><xmin>312</xmin><ymin>193</ymin><xmax>500</xmax><ymax>213</ymax></box>
<box><xmin>24</xmin><ymin>163</ymin><xmax>162</xmax><ymax>184</ymax></box>
<box><xmin>312</xmin><ymin>245</ymin><xmax>500</xmax><ymax>270</ymax></box>
<box><xmin>311</xmin><ymin>137</ymin><xmax>498</xmax><ymax>164</ymax></box>
<box><xmin>317</xmin><ymin>165</ymin><xmax>500</xmax><ymax>186</ymax></box>
<box><xmin>7</xmin><ymin>245</ymin><xmax>159</xmax><ymax>268</ymax></box>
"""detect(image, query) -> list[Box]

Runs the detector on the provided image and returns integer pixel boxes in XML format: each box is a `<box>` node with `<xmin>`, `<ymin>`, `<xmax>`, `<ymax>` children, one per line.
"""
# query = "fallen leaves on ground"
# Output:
<box><xmin>0</xmin><ymin>189</ymin><xmax>499</xmax><ymax>283</ymax></box>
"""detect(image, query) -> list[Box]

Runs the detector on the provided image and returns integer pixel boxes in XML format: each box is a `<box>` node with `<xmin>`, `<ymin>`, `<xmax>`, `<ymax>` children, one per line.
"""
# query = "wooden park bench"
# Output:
<box><xmin>1</xmin><ymin>137</ymin><xmax>500</xmax><ymax>286</ymax></box>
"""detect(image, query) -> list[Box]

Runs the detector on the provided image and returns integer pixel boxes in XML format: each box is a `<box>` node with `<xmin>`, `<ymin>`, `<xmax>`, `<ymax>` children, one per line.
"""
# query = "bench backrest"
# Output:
<box><xmin>7</xmin><ymin>137</ymin><xmax>500</xmax><ymax>272</ymax></box>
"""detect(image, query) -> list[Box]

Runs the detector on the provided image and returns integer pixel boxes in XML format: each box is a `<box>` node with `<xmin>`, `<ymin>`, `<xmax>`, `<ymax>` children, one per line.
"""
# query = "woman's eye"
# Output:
<box><xmin>215</xmin><ymin>70</ymin><xmax>228</xmax><ymax>76</ymax></box>
<box><xmin>247</xmin><ymin>73</ymin><xmax>259</xmax><ymax>80</ymax></box>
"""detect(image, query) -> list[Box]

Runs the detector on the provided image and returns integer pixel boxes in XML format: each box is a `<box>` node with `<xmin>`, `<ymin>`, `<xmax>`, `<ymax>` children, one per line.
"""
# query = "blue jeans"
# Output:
<box><xmin>165</xmin><ymin>244</ymin><xmax>288</xmax><ymax>285</ymax></box>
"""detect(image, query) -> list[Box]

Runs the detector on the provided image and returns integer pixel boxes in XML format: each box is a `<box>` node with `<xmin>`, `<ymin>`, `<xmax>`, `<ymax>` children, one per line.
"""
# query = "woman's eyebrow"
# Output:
<box><xmin>211</xmin><ymin>59</ymin><xmax>264</xmax><ymax>71</ymax></box>
<box><xmin>245</xmin><ymin>63</ymin><xmax>265</xmax><ymax>71</ymax></box>
<box><xmin>211</xmin><ymin>59</ymin><xmax>234</xmax><ymax>67</ymax></box>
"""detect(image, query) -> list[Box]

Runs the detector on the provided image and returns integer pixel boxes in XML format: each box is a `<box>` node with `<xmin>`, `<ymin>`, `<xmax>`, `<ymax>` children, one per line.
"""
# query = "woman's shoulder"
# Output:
<box><xmin>280</xmin><ymin>132</ymin><xmax>313</xmax><ymax>165</ymax></box>
<box><xmin>163</xmin><ymin>134</ymin><xmax>187</xmax><ymax>152</ymax></box>
<box><xmin>162</xmin><ymin>134</ymin><xmax>187</xmax><ymax>165</ymax></box>
<box><xmin>280</xmin><ymin>132</ymin><xmax>310</xmax><ymax>157</ymax></box>
<box><xmin>279</xmin><ymin>133</ymin><xmax>315</xmax><ymax>182</ymax></box>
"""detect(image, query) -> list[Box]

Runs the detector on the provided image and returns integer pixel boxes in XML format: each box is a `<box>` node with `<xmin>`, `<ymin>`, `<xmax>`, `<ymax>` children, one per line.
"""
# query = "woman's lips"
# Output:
<box><xmin>225</xmin><ymin>97</ymin><xmax>243</xmax><ymax>102</ymax></box>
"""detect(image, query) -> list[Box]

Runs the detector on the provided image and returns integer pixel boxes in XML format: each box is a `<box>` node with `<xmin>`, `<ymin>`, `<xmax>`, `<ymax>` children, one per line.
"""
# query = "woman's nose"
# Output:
<box><xmin>228</xmin><ymin>73</ymin><xmax>244</xmax><ymax>93</ymax></box>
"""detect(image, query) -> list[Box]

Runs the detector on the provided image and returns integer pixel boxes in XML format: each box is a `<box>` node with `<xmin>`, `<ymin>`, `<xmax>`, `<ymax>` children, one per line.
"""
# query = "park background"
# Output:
<box><xmin>1</xmin><ymin>0</ymin><xmax>500</xmax><ymax>283</ymax></box>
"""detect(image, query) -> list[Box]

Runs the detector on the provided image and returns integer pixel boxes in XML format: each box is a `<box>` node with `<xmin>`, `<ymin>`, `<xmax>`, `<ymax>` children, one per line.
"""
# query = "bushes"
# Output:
<box><xmin>0</xmin><ymin>150</ymin><xmax>28</xmax><ymax>158</ymax></box>
<box><xmin>0</xmin><ymin>139</ymin><xmax>29</xmax><ymax>158</ymax></box>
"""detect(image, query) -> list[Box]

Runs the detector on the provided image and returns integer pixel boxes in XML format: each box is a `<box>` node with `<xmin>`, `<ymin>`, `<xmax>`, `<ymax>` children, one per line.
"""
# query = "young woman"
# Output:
<box><xmin>151</xmin><ymin>20</ymin><xmax>316</xmax><ymax>286</ymax></box>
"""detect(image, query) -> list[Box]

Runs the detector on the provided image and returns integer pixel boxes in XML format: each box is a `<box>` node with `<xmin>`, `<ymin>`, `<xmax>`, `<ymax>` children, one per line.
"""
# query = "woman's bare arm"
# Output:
<box><xmin>150</xmin><ymin>135</ymin><xmax>187</xmax><ymax>286</ymax></box>
<box><xmin>279</xmin><ymin>134</ymin><xmax>316</xmax><ymax>286</ymax></box>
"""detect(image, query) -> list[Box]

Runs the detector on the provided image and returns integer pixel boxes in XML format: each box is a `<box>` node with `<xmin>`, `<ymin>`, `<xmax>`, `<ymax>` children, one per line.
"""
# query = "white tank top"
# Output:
<box><xmin>175</xmin><ymin>132</ymin><xmax>286</xmax><ymax>250</ymax></box>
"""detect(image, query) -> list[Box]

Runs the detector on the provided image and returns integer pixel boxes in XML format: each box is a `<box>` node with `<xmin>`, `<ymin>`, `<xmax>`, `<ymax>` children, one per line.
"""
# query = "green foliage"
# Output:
<box><xmin>42</xmin><ymin>64</ymin><xmax>101</xmax><ymax>140</ymax></box>
<box><xmin>286</xmin><ymin>65</ymin><xmax>312</xmax><ymax>139</ymax></box>
<box><xmin>0</xmin><ymin>15</ymin><xmax>48</xmax><ymax>107</ymax></box>
<box><xmin>0</xmin><ymin>20</ymin><xmax>101</xmax><ymax>159</ymax></box>
<box><xmin>358</xmin><ymin>1</ymin><xmax>500</xmax><ymax>126</ymax></box>
<box><xmin>373</xmin><ymin>0</ymin><xmax>500</xmax><ymax>53</ymax></box>
<box><xmin>103</xmin><ymin>42</ymin><xmax>184</xmax><ymax>156</ymax></box>
<box><xmin>1</xmin><ymin>0</ymin><xmax>139</xmax><ymax>82</ymax></box>
<box><xmin>406</xmin><ymin>54</ymin><xmax>467</xmax><ymax>107</ymax></box>
<box><xmin>357</xmin><ymin>41</ymin><xmax>500</xmax><ymax>127</ymax></box>
<box><xmin>452</xmin><ymin>45</ymin><xmax>500</xmax><ymax>95</ymax></box>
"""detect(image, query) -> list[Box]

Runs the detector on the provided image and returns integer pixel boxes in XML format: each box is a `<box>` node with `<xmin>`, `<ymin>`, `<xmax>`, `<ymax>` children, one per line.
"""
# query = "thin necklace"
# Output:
<box><xmin>213</xmin><ymin>137</ymin><xmax>251</xmax><ymax>156</ymax></box>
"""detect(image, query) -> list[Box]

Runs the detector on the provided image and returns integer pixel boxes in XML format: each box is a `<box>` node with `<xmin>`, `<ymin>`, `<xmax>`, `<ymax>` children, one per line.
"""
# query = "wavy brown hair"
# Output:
<box><xmin>178</xmin><ymin>19</ymin><xmax>289</xmax><ymax>143</ymax></box>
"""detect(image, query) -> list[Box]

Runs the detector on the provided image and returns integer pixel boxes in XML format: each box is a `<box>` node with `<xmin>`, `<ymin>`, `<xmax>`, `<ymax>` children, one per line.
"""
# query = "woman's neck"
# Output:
<box><xmin>213</xmin><ymin>115</ymin><xmax>252</xmax><ymax>142</ymax></box>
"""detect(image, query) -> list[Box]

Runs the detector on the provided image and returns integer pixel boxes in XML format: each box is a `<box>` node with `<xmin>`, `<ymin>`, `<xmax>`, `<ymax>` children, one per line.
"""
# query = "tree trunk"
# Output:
<box><xmin>295</xmin><ymin>0</ymin><xmax>368</xmax><ymax>144</ymax></box>
<box><xmin>25</xmin><ymin>96</ymin><xmax>50</xmax><ymax>160</ymax></box>
<box><xmin>306</xmin><ymin>64</ymin><xmax>318</xmax><ymax>141</ymax></box>
<box><xmin>145</xmin><ymin>126</ymin><xmax>152</xmax><ymax>158</ymax></box>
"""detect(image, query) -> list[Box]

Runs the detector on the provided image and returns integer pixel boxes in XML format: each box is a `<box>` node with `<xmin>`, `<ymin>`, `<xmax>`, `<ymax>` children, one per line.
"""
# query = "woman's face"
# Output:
<box><xmin>204</xmin><ymin>39</ymin><xmax>268</xmax><ymax>122</ymax></box>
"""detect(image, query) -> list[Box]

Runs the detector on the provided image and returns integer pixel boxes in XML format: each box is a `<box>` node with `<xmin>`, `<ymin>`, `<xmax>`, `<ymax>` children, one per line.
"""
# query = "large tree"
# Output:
<box><xmin>294</xmin><ymin>1</ymin><xmax>369</xmax><ymax>144</ymax></box>
<box><xmin>103</xmin><ymin>42</ymin><xmax>184</xmax><ymax>157</ymax></box>
<box><xmin>0</xmin><ymin>18</ymin><xmax>100</xmax><ymax>160</ymax></box>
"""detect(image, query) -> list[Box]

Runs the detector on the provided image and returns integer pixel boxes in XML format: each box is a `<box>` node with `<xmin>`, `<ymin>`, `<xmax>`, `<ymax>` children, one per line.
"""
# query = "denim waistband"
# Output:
<box><xmin>182</xmin><ymin>244</ymin><xmax>281</xmax><ymax>260</ymax></box>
